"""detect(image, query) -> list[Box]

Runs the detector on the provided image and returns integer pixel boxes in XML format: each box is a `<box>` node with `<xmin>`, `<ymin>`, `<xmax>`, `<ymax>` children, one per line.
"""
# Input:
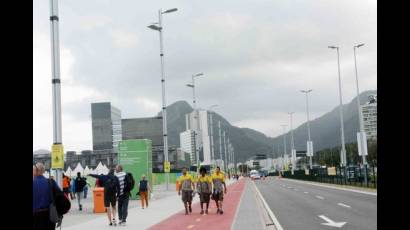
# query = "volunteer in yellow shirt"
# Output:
<box><xmin>211</xmin><ymin>166</ymin><xmax>227</xmax><ymax>214</ymax></box>
<box><xmin>177</xmin><ymin>167</ymin><xmax>195</xmax><ymax>215</ymax></box>
<box><xmin>197</xmin><ymin>167</ymin><xmax>213</xmax><ymax>215</ymax></box>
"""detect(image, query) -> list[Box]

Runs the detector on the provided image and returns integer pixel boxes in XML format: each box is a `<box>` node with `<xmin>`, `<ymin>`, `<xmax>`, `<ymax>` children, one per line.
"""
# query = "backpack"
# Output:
<box><xmin>104</xmin><ymin>175</ymin><xmax>117</xmax><ymax>194</ymax></box>
<box><xmin>124</xmin><ymin>173</ymin><xmax>135</xmax><ymax>193</ymax></box>
<box><xmin>75</xmin><ymin>177</ymin><xmax>86</xmax><ymax>192</ymax></box>
<box><xmin>139</xmin><ymin>180</ymin><xmax>148</xmax><ymax>192</ymax></box>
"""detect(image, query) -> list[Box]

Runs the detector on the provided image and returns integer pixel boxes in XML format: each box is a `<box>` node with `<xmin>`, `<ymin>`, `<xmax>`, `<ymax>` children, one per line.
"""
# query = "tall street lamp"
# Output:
<box><xmin>281</xmin><ymin>125</ymin><xmax>287</xmax><ymax>171</ymax></box>
<box><xmin>354</xmin><ymin>43</ymin><xmax>368</xmax><ymax>185</ymax></box>
<box><xmin>301</xmin><ymin>89</ymin><xmax>313</xmax><ymax>169</ymax></box>
<box><xmin>288</xmin><ymin>112</ymin><xmax>296</xmax><ymax>175</ymax></box>
<box><xmin>148</xmin><ymin>7</ymin><xmax>178</xmax><ymax>190</ymax></box>
<box><xmin>328</xmin><ymin>45</ymin><xmax>347</xmax><ymax>168</ymax></box>
<box><xmin>49</xmin><ymin>0</ymin><xmax>64</xmax><ymax>189</ymax></box>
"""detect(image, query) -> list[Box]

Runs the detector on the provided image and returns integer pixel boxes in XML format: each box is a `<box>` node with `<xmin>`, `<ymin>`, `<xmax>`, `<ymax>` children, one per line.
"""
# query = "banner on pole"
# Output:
<box><xmin>51</xmin><ymin>144</ymin><xmax>64</xmax><ymax>169</ymax></box>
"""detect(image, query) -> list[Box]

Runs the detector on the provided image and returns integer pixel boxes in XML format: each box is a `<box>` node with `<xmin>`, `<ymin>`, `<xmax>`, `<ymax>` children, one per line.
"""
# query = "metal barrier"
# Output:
<box><xmin>282</xmin><ymin>165</ymin><xmax>377</xmax><ymax>188</ymax></box>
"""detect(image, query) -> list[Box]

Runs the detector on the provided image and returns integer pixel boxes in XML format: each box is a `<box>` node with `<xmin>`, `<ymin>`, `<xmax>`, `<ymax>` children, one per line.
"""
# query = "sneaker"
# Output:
<box><xmin>220</xmin><ymin>210</ymin><xmax>224</xmax><ymax>214</ymax></box>
<box><xmin>200</xmin><ymin>210</ymin><xmax>204</xmax><ymax>215</ymax></box>
<box><xmin>109</xmin><ymin>222</ymin><xmax>113</xmax><ymax>226</ymax></box>
<box><xmin>205</xmin><ymin>210</ymin><xmax>208</xmax><ymax>214</ymax></box>
<box><xmin>189</xmin><ymin>206</ymin><xmax>192</xmax><ymax>213</ymax></box>
<box><xmin>120</xmin><ymin>221</ymin><xmax>126</xmax><ymax>226</ymax></box>
<box><xmin>112</xmin><ymin>219</ymin><xmax>117</xmax><ymax>226</ymax></box>
<box><xmin>216</xmin><ymin>209</ymin><xmax>220</xmax><ymax>214</ymax></box>
<box><xmin>185</xmin><ymin>210</ymin><xmax>189</xmax><ymax>215</ymax></box>
<box><xmin>79</xmin><ymin>205</ymin><xmax>82</xmax><ymax>211</ymax></box>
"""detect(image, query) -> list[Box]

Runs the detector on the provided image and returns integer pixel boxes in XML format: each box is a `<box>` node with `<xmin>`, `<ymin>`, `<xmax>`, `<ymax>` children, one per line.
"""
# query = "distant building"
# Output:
<box><xmin>361</xmin><ymin>95</ymin><xmax>377</xmax><ymax>140</ymax></box>
<box><xmin>180</xmin><ymin>130</ymin><xmax>196</xmax><ymax>165</ymax></box>
<box><xmin>91</xmin><ymin>102</ymin><xmax>122</xmax><ymax>152</ymax></box>
<box><xmin>121</xmin><ymin>116</ymin><xmax>180</xmax><ymax>172</ymax></box>
<box><xmin>184</xmin><ymin>110</ymin><xmax>212</xmax><ymax>165</ymax></box>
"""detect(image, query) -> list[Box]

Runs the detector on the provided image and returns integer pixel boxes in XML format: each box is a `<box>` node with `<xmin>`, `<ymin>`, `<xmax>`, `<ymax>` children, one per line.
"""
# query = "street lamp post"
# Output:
<box><xmin>223</xmin><ymin>131</ymin><xmax>227</xmax><ymax>172</ymax></box>
<box><xmin>186</xmin><ymin>73</ymin><xmax>204</xmax><ymax>172</ymax></box>
<box><xmin>148</xmin><ymin>8</ymin><xmax>178</xmax><ymax>190</ymax></box>
<box><xmin>49</xmin><ymin>0</ymin><xmax>63</xmax><ymax>189</ymax></box>
<box><xmin>218</xmin><ymin>120</ymin><xmax>222</xmax><ymax>168</ymax></box>
<box><xmin>354</xmin><ymin>43</ymin><xmax>368</xmax><ymax>185</ymax></box>
<box><xmin>281</xmin><ymin>125</ymin><xmax>287</xmax><ymax>171</ymax></box>
<box><xmin>301</xmin><ymin>89</ymin><xmax>313</xmax><ymax>169</ymax></box>
<box><xmin>288</xmin><ymin>112</ymin><xmax>296</xmax><ymax>175</ymax></box>
<box><xmin>328</xmin><ymin>46</ymin><xmax>347</xmax><ymax>168</ymax></box>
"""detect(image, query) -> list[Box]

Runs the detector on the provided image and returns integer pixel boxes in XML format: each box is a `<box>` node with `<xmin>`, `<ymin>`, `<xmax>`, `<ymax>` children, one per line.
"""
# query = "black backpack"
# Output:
<box><xmin>104</xmin><ymin>175</ymin><xmax>117</xmax><ymax>194</ymax></box>
<box><xmin>76</xmin><ymin>177</ymin><xmax>86</xmax><ymax>191</ymax></box>
<box><xmin>124</xmin><ymin>173</ymin><xmax>135</xmax><ymax>193</ymax></box>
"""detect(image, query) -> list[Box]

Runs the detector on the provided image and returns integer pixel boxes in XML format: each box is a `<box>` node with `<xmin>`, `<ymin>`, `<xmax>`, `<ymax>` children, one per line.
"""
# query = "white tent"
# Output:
<box><xmin>95</xmin><ymin>162</ymin><xmax>104</xmax><ymax>175</ymax></box>
<box><xmin>65</xmin><ymin>167</ymin><xmax>72</xmax><ymax>176</ymax></box>
<box><xmin>73</xmin><ymin>162</ymin><xmax>84</xmax><ymax>176</ymax></box>
<box><xmin>83</xmin><ymin>166</ymin><xmax>90</xmax><ymax>176</ymax></box>
<box><xmin>102</xmin><ymin>164</ymin><xmax>109</xmax><ymax>175</ymax></box>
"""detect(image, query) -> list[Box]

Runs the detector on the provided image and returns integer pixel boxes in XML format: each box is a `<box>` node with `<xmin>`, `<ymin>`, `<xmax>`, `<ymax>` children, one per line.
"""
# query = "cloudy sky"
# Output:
<box><xmin>33</xmin><ymin>0</ymin><xmax>377</xmax><ymax>152</ymax></box>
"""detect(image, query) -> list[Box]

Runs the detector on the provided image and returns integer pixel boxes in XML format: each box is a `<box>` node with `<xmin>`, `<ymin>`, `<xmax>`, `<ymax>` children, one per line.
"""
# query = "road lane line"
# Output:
<box><xmin>304</xmin><ymin>191</ymin><xmax>309</xmax><ymax>194</ymax></box>
<box><xmin>315</xmin><ymin>195</ymin><xmax>324</xmax><ymax>200</ymax></box>
<box><xmin>252</xmin><ymin>181</ymin><xmax>284</xmax><ymax>230</ymax></box>
<box><xmin>337</xmin><ymin>203</ymin><xmax>351</xmax><ymax>208</ymax></box>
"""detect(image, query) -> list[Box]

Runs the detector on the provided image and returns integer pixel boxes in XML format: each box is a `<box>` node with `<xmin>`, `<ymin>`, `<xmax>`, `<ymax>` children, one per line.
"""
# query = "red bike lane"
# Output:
<box><xmin>148</xmin><ymin>179</ymin><xmax>246</xmax><ymax>230</ymax></box>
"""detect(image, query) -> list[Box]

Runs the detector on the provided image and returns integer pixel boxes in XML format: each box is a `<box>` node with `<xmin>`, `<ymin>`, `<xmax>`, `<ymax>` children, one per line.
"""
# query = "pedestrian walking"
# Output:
<box><xmin>177</xmin><ymin>167</ymin><xmax>195</xmax><ymax>215</ymax></box>
<box><xmin>33</xmin><ymin>162</ymin><xmax>70</xmax><ymax>230</ymax></box>
<box><xmin>138</xmin><ymin>174</ymin><xmax>151</xmax><ymax>209</ymax></box>
<box><xmin>197</xmin><ymin>167</ymin><xmax>212</xmax><ymax>215</ymax></box>
<box><xmin>90</xmin><ymin>169</ymin><xmax>120</xmax><ymax>226</ymax></box>
<box><xmin>74</xmin><ymin>172</ymin><xmax>87</xmax><ymax>211</ymax></box>
<box><xmin>115</xmin><ymin>165</ymin><xmax>135</xmax><ymax>226</ymax></box>
<box><xmin>62</xmin><ymin>173</ymin><xmax>71</xmax><ymax>199</ymax></box>
<box><xmin>211</xmin><ymin>166</ymin><xmax>227</xmax><ymax>214</ymax></box>
<box><xmin>70</xmin><ymin>177</ymin><xmax>76</xmax><ymax>200</ymax></box>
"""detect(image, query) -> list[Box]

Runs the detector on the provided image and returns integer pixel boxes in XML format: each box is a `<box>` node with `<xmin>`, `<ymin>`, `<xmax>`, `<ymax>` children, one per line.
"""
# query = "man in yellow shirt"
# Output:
<box><xmin>197</xmin><ymin>167</ymin><xmax>213</xmax><ymax>215</ymax></box>
<box><xmin>178</xmin><ymin>167</ymin><xmax>195</xmax><ymax>215</ymax></box>
<box><xmin>211</xmin><ymin>166</ymin><xmax>227</xmax><ymax>214</ymax></box>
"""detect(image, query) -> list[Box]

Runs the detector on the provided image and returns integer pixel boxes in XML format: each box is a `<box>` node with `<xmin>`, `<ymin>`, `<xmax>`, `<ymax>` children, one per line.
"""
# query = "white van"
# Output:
<box><xmin>250</xmin><ymin>170</ymin><xmax>261</xmax><ymax>180</ymax></box>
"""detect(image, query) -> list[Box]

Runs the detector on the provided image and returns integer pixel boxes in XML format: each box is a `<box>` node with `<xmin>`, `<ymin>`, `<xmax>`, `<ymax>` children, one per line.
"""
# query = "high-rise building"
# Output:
<box><xmin>184</xmin><ymin>110</ymin><xmax>212</xmax><ymax>165</ymax></box>
<box><xmin>361</xmin><ymin>95</ymin><xmax>377</xmax><ymax>140</ymax></box>
<box><xmin>180</xmin><ymin>130</ymin><xmax>196</xmax><ymax>165</ymax></box>
<box><xmin>91</xmin><ymin>102</ymin><xmax>122</xmax><ymax>152</ymax></box>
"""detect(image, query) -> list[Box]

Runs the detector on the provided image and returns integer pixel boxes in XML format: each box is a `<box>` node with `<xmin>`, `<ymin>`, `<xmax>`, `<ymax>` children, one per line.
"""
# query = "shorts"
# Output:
<box><xmin>104</xmin><ymin>193</ymin><xmax>117</xmax><ymax>207</ymax></box>
<box><xmin>212</xmin><ymin>191</ymin><xmax>224</xmax><ymax>201</ymax></box>
<box><xmin>200</xmin><ymin>192</ymin><xmax>211</xmax><ymax>203</ymax></box>
<box><xmin>181</xmin><ymin>190</ymin><xmax>193</xmax><ymax>203</ymax></box>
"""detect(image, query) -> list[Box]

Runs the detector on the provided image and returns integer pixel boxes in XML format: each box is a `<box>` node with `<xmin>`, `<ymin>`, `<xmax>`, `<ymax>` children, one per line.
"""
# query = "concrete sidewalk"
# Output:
<box><xmin>61</xmin><ymin>179</ymin><xmax>237</xmax><ymax>229</ymax></box>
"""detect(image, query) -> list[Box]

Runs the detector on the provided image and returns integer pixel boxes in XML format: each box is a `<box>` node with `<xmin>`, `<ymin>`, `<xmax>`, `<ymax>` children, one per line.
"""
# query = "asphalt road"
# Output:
<box><xmin>254</xmin><ymin>178</ymin><xmax>377</xmax><ymax>230</ymax></box>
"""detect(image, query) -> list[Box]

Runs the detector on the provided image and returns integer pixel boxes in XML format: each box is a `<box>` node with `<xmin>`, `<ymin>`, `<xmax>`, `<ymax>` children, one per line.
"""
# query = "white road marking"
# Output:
<box><xmin>319</xmin><ymin>215</ymin><xmax>347</xmax><ymax>228</ymax></box>
<box><xmin>252</xmin><ymin>181</ymin><xmax>284</xmax><ymax>230</ymax></box>
<box><xmin>337</xmin><ymin>203</ymin><xmax>351</xmax><ymax>208</ymax></box>
<box><xmin>316</xmin><ymin>195</ymin><xmax>324</xmax><ymax>200</ymax></box>
<box><xmin>304</xmin><ymin>191</ymin><xmax>309</xmax><ymax>194</ymax></box>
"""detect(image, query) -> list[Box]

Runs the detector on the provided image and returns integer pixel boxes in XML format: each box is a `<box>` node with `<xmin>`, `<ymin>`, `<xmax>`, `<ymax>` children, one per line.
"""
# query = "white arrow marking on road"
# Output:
<box><xmin>338</xmin><ymin>203</ymin><xmax>351</xmax><ymax>208</ymax></box>
<box><xmin>319</xmin><ymin>215</ymin><xmax>347</xmax><ymax>228</ymax></box>
<box><xmin>315</xmin><ymin>195</ymin><xmax>324</xmax><ymax>200</ymax></box>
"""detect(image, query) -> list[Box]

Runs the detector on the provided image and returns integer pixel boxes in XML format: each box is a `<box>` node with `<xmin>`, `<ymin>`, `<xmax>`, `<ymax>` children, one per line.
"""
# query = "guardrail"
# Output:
<box><xmin>281</xmin><ymin>165</ymin><xmax>377</xmax><ymax>189</ymax></box>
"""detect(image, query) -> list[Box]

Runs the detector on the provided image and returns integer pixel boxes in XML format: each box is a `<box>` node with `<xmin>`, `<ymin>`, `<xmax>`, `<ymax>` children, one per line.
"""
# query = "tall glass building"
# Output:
<box><xmin>91</xmin><ymin>102</ymin><xmax>122</xmax><ymax>152</ymax></box>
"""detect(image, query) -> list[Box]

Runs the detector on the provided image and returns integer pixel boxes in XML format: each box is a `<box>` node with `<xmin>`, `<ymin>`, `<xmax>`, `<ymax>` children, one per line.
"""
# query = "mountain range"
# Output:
<box><xmin>162</xmin><ymin>90</ymin><xmax>376</xmax><ymax>163</ymax></box>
